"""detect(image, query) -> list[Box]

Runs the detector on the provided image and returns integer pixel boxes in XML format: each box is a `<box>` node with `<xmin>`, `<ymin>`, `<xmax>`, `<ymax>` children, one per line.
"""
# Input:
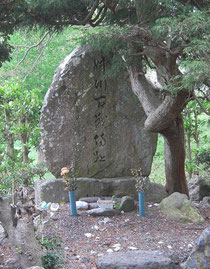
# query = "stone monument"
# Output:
<box><xmin>38</xmin><ymin>46</ymin><xmax>157</xmax><ymax>178</ymax></box>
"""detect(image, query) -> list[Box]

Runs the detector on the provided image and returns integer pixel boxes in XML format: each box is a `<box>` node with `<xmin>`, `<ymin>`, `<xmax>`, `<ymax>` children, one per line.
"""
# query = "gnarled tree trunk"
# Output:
<box><xmin>0</xmin><ymin>186</ymin><xmax>44</xmax><ymax>268</ymax></box>
<box><xmin>129</xmin><ymin>61</ymin><xmax>189</xmax><ymax>195</ymax></box>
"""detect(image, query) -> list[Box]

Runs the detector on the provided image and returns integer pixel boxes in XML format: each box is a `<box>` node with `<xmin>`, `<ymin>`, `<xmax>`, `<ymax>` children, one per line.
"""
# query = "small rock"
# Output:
<box><xmin>113</xmin><ymin>243</ymin><xmax>121</xmax><ymax>248</ymax></box>
<box><xmin>128</xmin><ymin>246</ymin><xmax>138</xmax><ymax>250</ymax></box>
<box><xmin>90</xmin><ymin>250</ymin><xmax>97</xmax><ymax>255</ymax></box>
<box><xmin>167</xmin><ymin>245</ymin><xmax>172</xmax><ymax>249</ymax></box>
<box><xmin>119</xmin><ymin>196</ymin><xmax>135</xmax><ymax>212</ymax></box>
<box><xmin>86</xmin><ymin>208</ymin><xmax>121</xmax><ymax>217</ymax></box>
<box><xmin>76</xmin><ymin>201</ymin><xmax>88</xmax><ymax>210</ymax></box>
<box><xmin>92</xmin><ymin>225</ymin><xmax>99</xmax><ymax>231</ymax></box>
<box><xmin>107</xmin><ymin>249</ymin><xmax>113</xmax><ymax>253</ymax></box>
<box><xmin>188</xmin><ymin>244</ymin><xmax>193</xmax><ymax>249</ymax></box>
<box><xmin>25</xmin><ymin>267</ymin><xmax>44</xmax><ymax>269</ymax></box>
<box><xmin>64</xmin><ymin>247</ymin><xmax>69</xmax><ymax>250</ymax></box>
<box><xmin>158</xmin><ymin>241</ymin><xmax>164</xmax><ymax>244</ymax></box>
<box><xmin>114</xmin><ymin>247</ymin><xmax>121</xmax><ymax>252</ymax></box>
<box><xmin>5</xmin><ymin>258</ymin><xmax>17</xmax><ymax>265</ymax></box>
<box><xmin>84</xmin><ymin>233</ymin><xmax>94</xmax><ymax>238</ymax></box>
<box><xmin>103</xmin><ymin>217</ymin><xmax>112</xmax><ymax>224</ymax></box>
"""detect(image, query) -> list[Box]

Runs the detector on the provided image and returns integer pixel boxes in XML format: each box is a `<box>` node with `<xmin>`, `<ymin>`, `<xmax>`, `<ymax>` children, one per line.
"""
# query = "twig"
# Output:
<box><xmin>194</xmin><ymin>93</ymin><xmax>210</xmax><ymax>115</ymax></box>
<box><xmin>24</xmin><ymin>33</ymin><xmax>53</xmax><ymax>79</ymax></box>
<box><xmin>15</xmin><ymin>31</ymin><xmax>49</xmax><ymax>69</ymax></box>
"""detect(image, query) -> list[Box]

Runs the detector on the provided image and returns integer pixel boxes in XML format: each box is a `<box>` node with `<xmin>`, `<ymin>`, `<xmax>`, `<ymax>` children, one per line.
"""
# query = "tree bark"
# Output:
<box><xmin>129</xmin><ymin>63</ymin><xmax>189</xmax><ymax>195</ymax></box>
<box><xmin>186</xmin><ymin>132</ymin><xmax>192</xmax><ymax>180</ymax></box>
<box><xmin>161</xmin><ymin>116</ymin><xmax>188</xmax><ymax>194</ymax></box>
<box><xmin>0</xmin><ymin>186</ymin><xmax>44</xmax><ymax>268</ymax></box>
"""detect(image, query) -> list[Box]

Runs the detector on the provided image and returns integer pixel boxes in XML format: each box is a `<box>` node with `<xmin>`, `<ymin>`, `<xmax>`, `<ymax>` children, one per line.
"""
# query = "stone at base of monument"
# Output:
<box><xmin>96</xmin><ymin>250</ymin><xmax>175</xmax><ymax>269</ymax></box>
<box><xmin>86</xmin><ymin>208</ymin><xmax>121</xmax><ymax>217</ymax></box>
<box><xmin>35</xmin><ymin>177</ymin><xmax>167</xmax><ymax>205</ymax></box>
<box><xmin>97</xmin><ymin>200</ymin><xmax>115</xmax><ymax>209</ymax></box>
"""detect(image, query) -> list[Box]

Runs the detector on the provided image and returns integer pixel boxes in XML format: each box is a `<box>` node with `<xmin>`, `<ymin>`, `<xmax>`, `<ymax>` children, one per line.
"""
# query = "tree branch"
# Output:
<box><xmin>24</xmin><ymin>33</ymin><xmax>53</xmax><ymax>79</ymax></box>
<box><xmin>15</xmin><ymin>31</ymin><xmax>49</xmax><ymax>70</ymax></box>
<box><xmin>194</xmin><ymin>93</ymin><xmax>210</xmax><ymax>115</ymax></box>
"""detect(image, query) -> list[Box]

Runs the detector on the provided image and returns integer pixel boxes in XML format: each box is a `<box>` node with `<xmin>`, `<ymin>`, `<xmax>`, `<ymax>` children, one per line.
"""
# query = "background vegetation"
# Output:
<box><xmin>0</xmin><ymin>26</ymin><xmax>209</xmax><ymax>194</ymax></box>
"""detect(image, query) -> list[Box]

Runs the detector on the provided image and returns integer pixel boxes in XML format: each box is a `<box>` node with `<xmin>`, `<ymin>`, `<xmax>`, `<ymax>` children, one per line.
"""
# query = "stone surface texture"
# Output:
<box><xmin>0</xmin><ymin>223</ymin><xmax>5</xmax><ymax>244</ymax></box>
<box><xmin>119</xmin><ymin>196</ymin><xmax>135</xmax><ymax>212</ymax></box>
<box><xmin>38</xmin><ymin>46</ymin><xmax>157</xmax><ymax>178</ymax></box>
<box><xmin>182</xmin><ymin>227</ymin><xmax>210</xmax><ymax>269</ymax></box>
<box><xmin>35</xmin><ymin>178</ymin><xmax>168</xmax><ymax>204</ymax></box>
<box><xmin>188</xmin><ymin>176</ymin><xmax>210</xmax><ymax>201</ymax></box>
<box><xmin>159</xmin><ymin>192</ymin><xmax>204</xmax><ymax>223</ymax></box>
<box><xmin>96</xmin><ymin>250</ymin><xmax>175</xmax><ymax>269</ymax></box>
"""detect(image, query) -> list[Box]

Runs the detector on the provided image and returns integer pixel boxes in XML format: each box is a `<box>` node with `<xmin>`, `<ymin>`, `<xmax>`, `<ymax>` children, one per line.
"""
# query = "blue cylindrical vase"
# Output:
<box><xmin>69</xmin><ymin>191</ymin><xmax>77</xmax><ymax>216</ymax></box>
<box><xmin>138</xmin><ymin>191</ymin><xmax>145</xmax><ymax>217</ymax></box>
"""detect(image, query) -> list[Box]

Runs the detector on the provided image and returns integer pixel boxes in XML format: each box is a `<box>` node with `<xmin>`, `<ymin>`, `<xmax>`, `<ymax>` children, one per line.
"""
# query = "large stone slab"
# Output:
<box><xmin>35</xmin><ymin>178</ymin><xmax>167</xmax><ymax>204</ymax></box>
<box><xmin>38</xmin><ymin>46</ymin><xmax>157</xmax><ymax>178</ymax></box>
<box><xmin>96</xmin><ymin>250</ymin><xmax>175</xmax><ymax>269</ymax></box>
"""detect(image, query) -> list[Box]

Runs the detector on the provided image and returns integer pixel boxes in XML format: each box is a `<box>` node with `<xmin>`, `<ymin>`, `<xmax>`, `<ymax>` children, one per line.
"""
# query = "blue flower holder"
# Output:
<box><xmin>69</xmin><ymin>191</ymin><xmax>77</xmax><ymax>216</ymax></box>
<box><xmin>138</xmin><ymin>191</ymin><xmax>145</xmax><ymax>217</ymax></box>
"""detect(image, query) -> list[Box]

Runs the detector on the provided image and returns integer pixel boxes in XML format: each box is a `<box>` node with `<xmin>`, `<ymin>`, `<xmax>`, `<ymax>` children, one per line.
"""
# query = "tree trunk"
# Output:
<box><xmin>0</xmin><ymin>186</ymin><xmax>44</xmax><ymax>268</ymax></box>
<box><xmin>129</xmin><ymin>63</ymin><xmax>189</xmax><ymax>195</ymax></box>
<box><xmin>186</xmin><ymin>132</ymin><xmax>192</xmax><ymax>180</ymax></box>
<box><xmin>193</xmin><ymin>110</ymin><xmax>200</xmax><ymax>148</ymax></box>
<box><xmin>161</xmin><ymin>116</ymin><xmax>188</xmax><ymax>194</ymax></box>
<box><xmin>6</xmin><ymin>135</ymin><xmax>15</xmax><ymax>159</ymax></box>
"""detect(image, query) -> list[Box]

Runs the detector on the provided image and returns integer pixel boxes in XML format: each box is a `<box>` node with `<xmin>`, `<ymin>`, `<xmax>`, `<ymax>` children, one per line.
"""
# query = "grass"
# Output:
<box><xmin>150</xmin><ymin>135</ymin><xmax>165</xmax><ymax>185</ymax></box>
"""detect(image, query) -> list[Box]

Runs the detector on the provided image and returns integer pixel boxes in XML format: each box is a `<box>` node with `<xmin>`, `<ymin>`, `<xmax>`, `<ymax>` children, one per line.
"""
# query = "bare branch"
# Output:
<box><xmin>24</xmin><ymin>33</ymin><xmax>53</xmax><ymax>79</ymax></box>
<box><xmin>15</xmin><ymin>31</ymin><xmax>49</xmax><ymax>69</ymax></box>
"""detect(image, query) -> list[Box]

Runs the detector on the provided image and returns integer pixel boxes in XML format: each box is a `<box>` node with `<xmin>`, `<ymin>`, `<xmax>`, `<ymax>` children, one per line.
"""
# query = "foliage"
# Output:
<box><xmin>196</xmin><ymin>148</ymin><xmax>210</xmax><ymax>170</ymax></box>
<box><xmin>0</xmin><ymin>161</ymin><xmax>47</xmax><ymax>195</ymax></box>
<box><xmin>61</xmin><ymin>165</ymin><xmax>77</xmax><ymax>191</ymax></box>
<box><xmin>183</xmin><ymin>100</ymin><xmax>210</xmax><ymax>178</ymax></box>
<box><xmin>0</xmin><ymin>79</ymin><xmax>42</xmax><ymax>147</ymax></box>
<box><xmin>0</xmin><ymin>27</ymin><xmax>82</xmax><ymax>95</ymax></box>
<box><xmin>37</xmin><ymin>235</ymin><xmax>64</xmax><ymax>269</ymax></box>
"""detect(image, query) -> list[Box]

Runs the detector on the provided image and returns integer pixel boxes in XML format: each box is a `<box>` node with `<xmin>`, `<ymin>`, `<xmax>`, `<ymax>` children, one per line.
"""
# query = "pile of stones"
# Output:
<box><xmin>76</xmin><ymin>196</ymin><xmax>136</xmax><ymax>217</ymax></box>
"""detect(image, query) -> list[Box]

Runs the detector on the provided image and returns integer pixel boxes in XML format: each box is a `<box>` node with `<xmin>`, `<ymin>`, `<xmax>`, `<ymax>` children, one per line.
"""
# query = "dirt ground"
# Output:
<box><xmin>0</xmin><ymin>201</ymin><xmax>209</xmax><ymax>269</ymax></box>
